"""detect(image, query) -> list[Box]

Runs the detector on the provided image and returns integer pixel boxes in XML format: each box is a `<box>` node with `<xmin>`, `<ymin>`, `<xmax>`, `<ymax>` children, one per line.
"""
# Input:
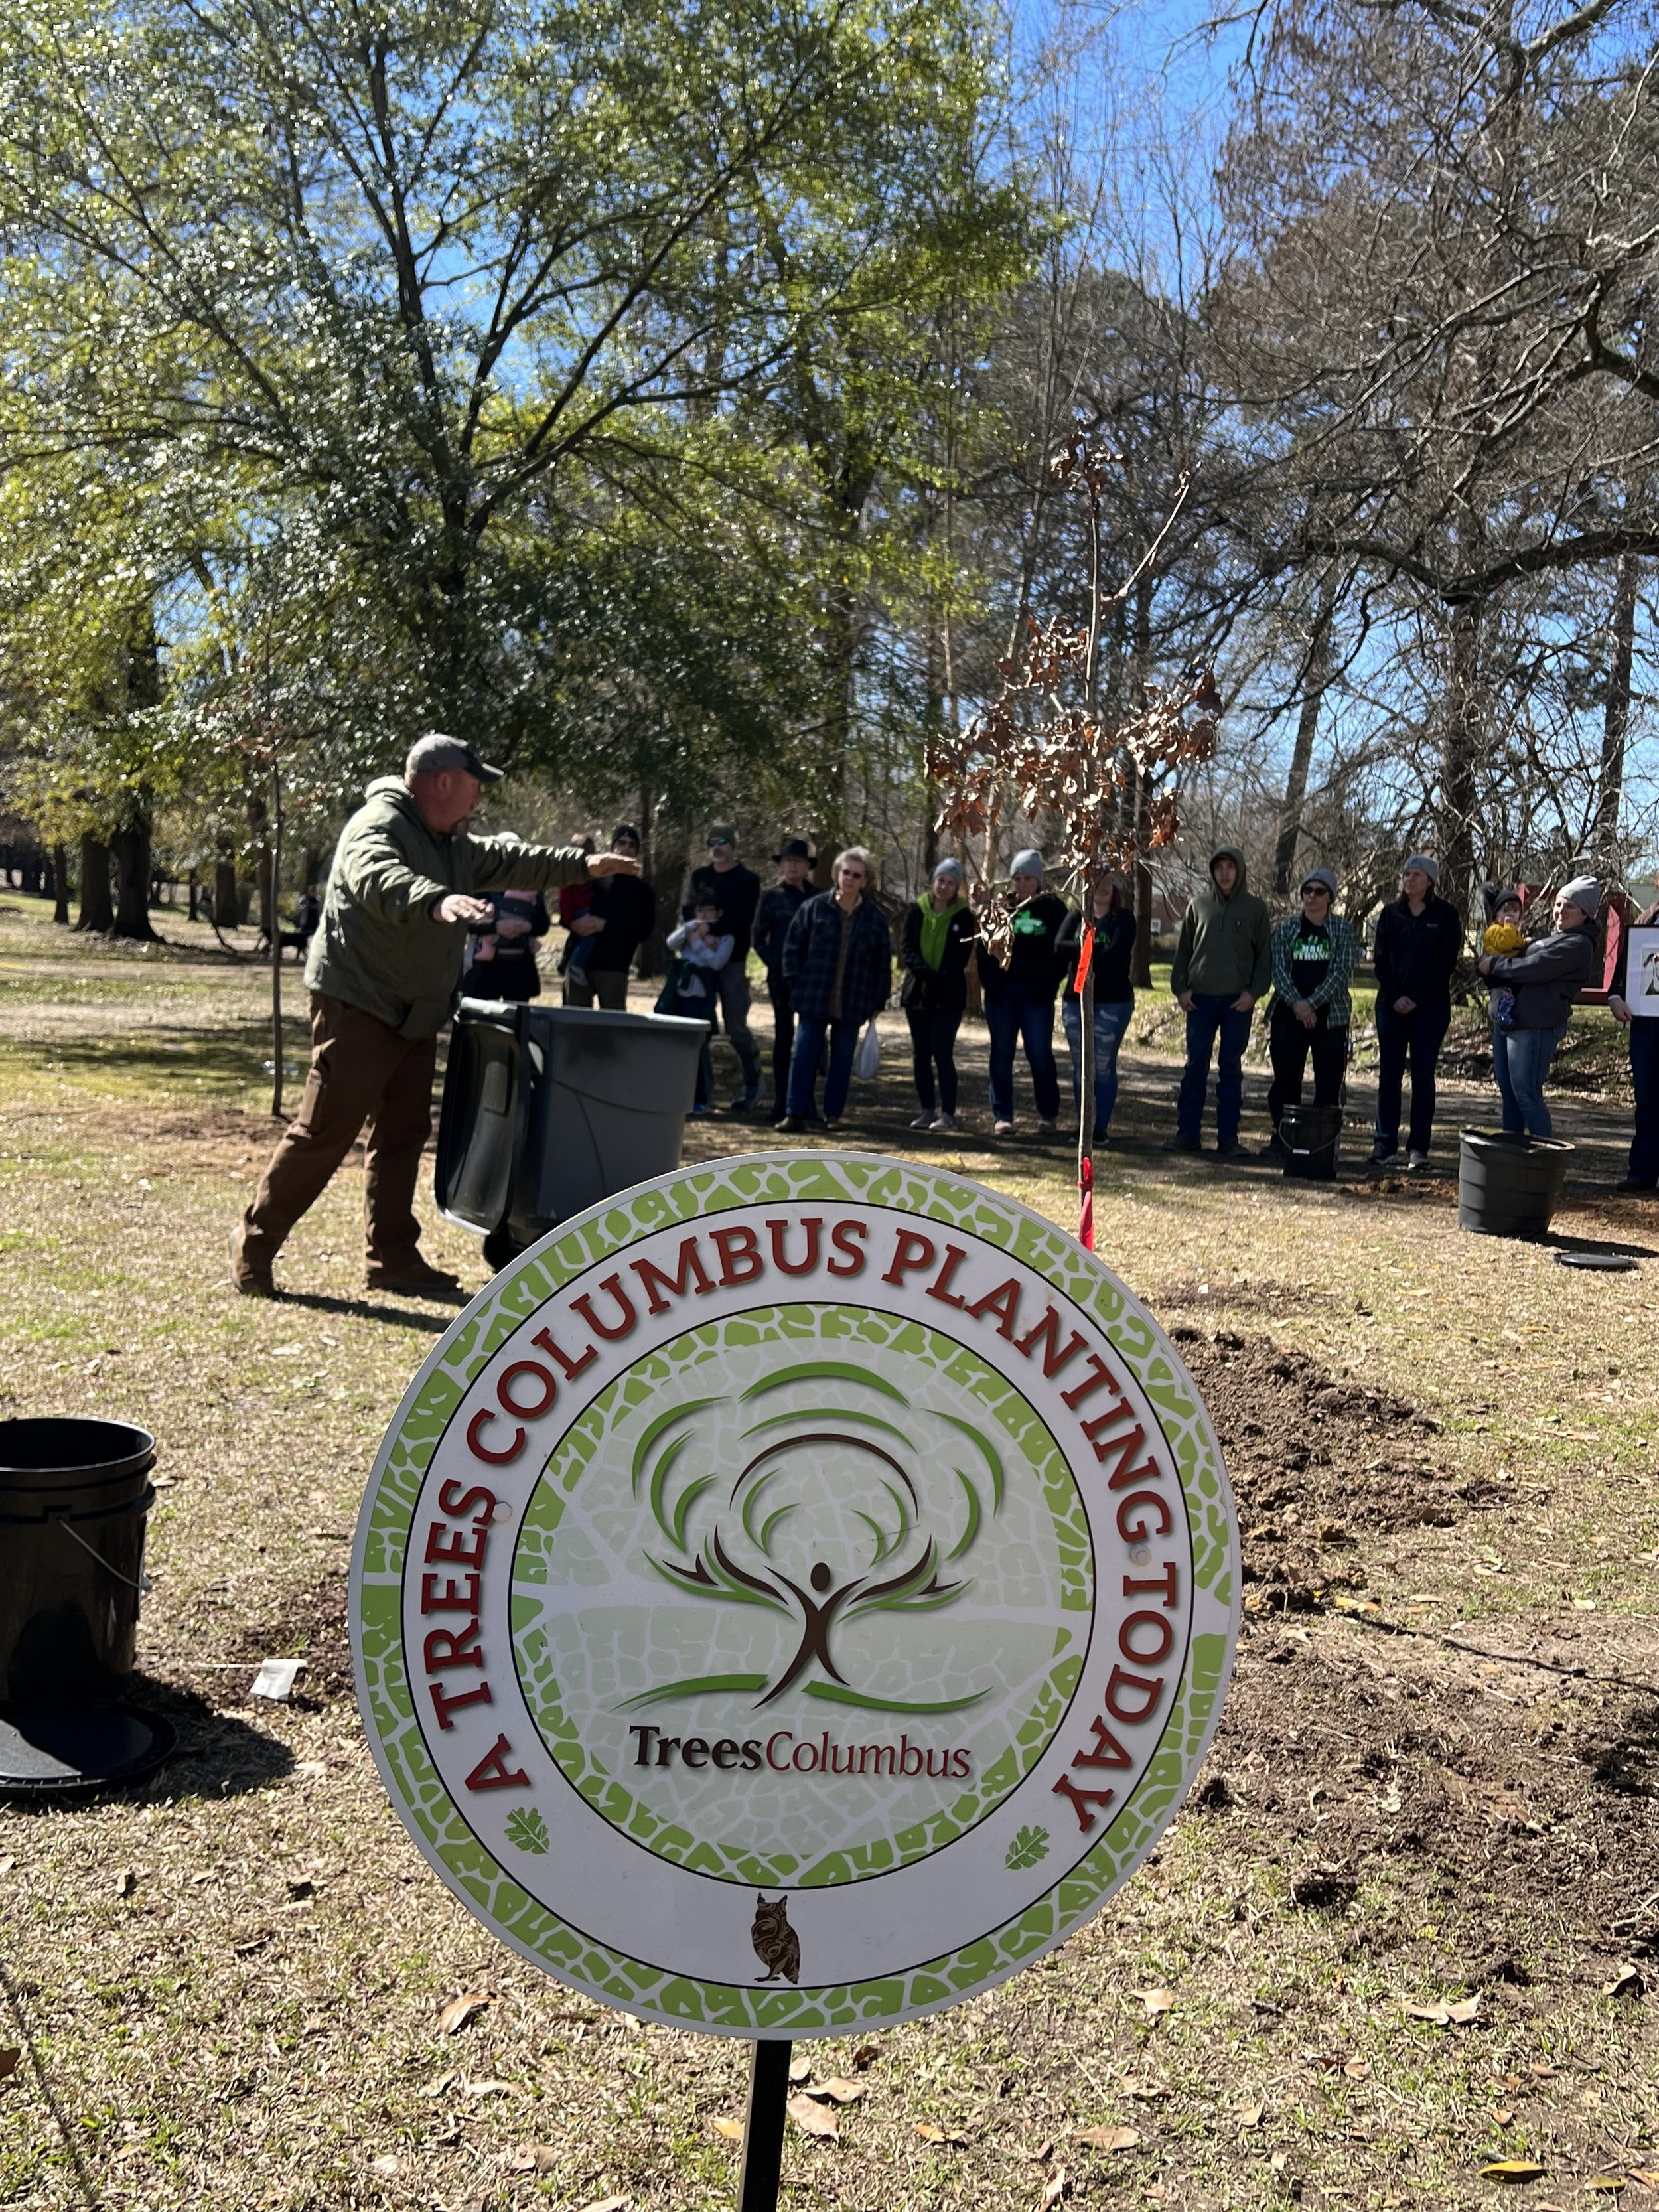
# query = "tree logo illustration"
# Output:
<box><xmin>620</xmin><ymin>1360</ymin><xmax>1006</xmax><ymax>1716</ymax></box>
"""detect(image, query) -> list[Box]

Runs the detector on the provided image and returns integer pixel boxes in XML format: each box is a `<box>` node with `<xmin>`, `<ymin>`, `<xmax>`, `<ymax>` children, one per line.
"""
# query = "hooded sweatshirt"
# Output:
<box><xmin>305</xmin><ymin>776</ymin><xmax>589</xmax><ymax>1039</ymax></box>
<box><xmin>1167</xmin><ymin>847</ymin><xmax>1272</xmax><ymax>1001</ymax></box>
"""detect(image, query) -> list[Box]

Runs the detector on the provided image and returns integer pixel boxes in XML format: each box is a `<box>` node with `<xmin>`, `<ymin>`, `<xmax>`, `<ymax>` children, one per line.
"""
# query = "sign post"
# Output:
<box><xmin>351</xmin><ymin>1153</ymin><xmax>1237</xmax><ymax>2197</ymax></box>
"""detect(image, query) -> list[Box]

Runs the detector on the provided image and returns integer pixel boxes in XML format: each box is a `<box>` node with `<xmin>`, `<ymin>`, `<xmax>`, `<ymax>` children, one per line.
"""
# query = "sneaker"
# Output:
<box><xmin>993</xmin><ymin>1118</ymin><xmax>1014</xmax><ymax>1136</ymax></box>
<box><xmin>1162</xmin><ymin>1134</ymin><xmax>1200</xmax><ymax>1153</ymax></box>
<box><xmin>778</xmin><ymin>1116</ymin><xmax>806</xmax><ymax>1134</ymax></box>
<box><xmin>1212</xmin><ymin>1139</ymin><xmax>1246</xmax><ymax>1161</ymax></box>
<box><xmin>1407</xmin><ymin>1148</ymin><xmax>1429</xmax><ymax>1171</ymax></box>
<box><xmin>690</xmin><ymin>1102</ymin><xmax>711</xmax><ymax>1117</ymax></box>
<box><xmin>931</xmin><ymin>1113</ymin><xmax>958</xmax><ymax>1132</ymax></box>
<box><xmin>910</xmin><ymin>1112</ymin><xmax>935</xmax><ymax>1130</ymax></box>
<box><xmin>1037</xmin><ymin>1118</ymin><xmax>1059</xmax><ymax>1136</ymax></box>
<box><xmin>1615</xmin><ymin>1176</ymin><xmax>1656</xmax><ymax>1194</ymax></box>
<box><xmin>366</xmin><ymin>1258</ymin><xmax>463</xmax><ymax>1295</ymax></box>
<box><xmin>228</xmin><ymin>1222</ymin><xmax>276</xmax><ymax>1299</ymax></box>
<box><xmin>824</xmin><ymin>1118</ymin><xmax>842</xmax><ymax>1132</ymax></box>
<box><xmin>732</xmin><ymin>1083</ymin><xmax>763</xmax><ymax>1113</ymax></box>
<box><xmin>1370</xmin><ymin>1146</ymin><xmax>1402</xmax><ymax>1169</ymax></box>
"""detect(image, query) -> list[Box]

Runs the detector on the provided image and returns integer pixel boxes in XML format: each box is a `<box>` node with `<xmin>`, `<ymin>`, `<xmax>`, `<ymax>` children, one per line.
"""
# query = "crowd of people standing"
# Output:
<box><xmin>632</xmin><ymin>825</ymin><xmax>1656</xmax><ymax>1197</ymax></box>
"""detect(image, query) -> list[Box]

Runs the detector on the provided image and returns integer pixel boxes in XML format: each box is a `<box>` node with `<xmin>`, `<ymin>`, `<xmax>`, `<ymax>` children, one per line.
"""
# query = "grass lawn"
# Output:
<box><xmin>1</xmin><ymin>890</ymin><xmax>1656</xmax><ymax>2212</ymax></box>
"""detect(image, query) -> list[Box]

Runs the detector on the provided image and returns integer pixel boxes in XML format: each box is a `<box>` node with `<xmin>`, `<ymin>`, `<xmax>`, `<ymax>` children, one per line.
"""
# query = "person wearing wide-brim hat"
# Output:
<box><xmin>231</xmin><ymin>734</ymin><xmax>637</xmax><ymax>1299</ymax></box>
<box><xmin>686</xmin><ymin>823</ymin><xmax>764</xmax><ymax>1111</ymax></box>
<box><xmin>753</xmin><ymin>838</ymin><xmax>816</xmax><ymax>1126</ymax></box>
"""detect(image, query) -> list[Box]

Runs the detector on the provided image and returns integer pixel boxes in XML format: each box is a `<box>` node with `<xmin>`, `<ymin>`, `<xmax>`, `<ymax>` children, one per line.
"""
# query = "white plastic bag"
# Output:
<box><xmin>852</xmin><ymin>1018</ymin><xmax>881</xmax><ymax>1082</ymax></box>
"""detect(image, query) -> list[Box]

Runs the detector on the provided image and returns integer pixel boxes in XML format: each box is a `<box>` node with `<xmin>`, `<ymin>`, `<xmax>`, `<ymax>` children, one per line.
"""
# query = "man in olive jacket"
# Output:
<box><xmin>232</xmin><ymin>735</ymin><xmax>635</xmax><ymax>1297</ymax></box>
<box><xmin>1167</xmin><ymin>844</ymin><xmax>1272</xmax><ymax>1157</ymax></box>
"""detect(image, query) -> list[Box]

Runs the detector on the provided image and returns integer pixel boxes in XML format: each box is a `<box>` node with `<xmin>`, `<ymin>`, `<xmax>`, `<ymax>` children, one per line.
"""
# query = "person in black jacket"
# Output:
<box><xmin>975</xmin><ymin>849</ymin><xmax>1068</xmax><ymax>1136</ymax></box>
<box><xmin>466</xmin><ymin>883</ymin><xmax>551</xmax><ymax>1001</ymax></box>
<box><xmin>1370</xmin><ymin>855</ymin><xmax>1463</xmax><ymax>1169</ymax></box>
<box><xmin>687</xmin><ymin>824</ymin><xmax>763</xmax><ymax>1110</ymax></box>
<box><xmin>753</xmin><ymin>838</ymin><xmax>814</xmax><ymax>1126</ymax></box>
<box><xmin>1609</xmin><ymin>884</ymin><xmax>1659</xmax><ymax>1192</ymax></box>
<box><xmin>1477</xmin><ymin>876</ymin><xmax>1601</xmax><ymax>1138</ymax></box>
<box><xmin>563</xmin><ymin>824</ymin><xmax>656</xmax><ymax>1011</ymax></box>
<box><xmin>778</xmin><ymin>847</ymin><xmax>892</xmax><ymax>1131</ymax></box>
<box><xmin>1057</xmin><ymin>879</ymin><xmax>1136</xmax><ymax>1144</ymax></box>
<box><xmin>899</xmin><ymin>857</ymin><xmax>977</xmax><ymax>1131</ymax></box>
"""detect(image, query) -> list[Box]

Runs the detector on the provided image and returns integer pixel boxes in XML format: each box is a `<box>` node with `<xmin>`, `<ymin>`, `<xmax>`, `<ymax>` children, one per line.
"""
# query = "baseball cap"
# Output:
<box><xmin>708</xmin><ymin>822</ymin><xmax>737</xmax><ymax>845</ymax></box>
<box><xmin>405</xmin><ymin>732</ymin><xmax>504</xmax><ymax>784</ymax></box>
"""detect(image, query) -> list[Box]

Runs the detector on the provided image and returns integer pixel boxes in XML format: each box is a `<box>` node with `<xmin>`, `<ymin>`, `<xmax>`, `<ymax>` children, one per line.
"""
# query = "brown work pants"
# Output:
<box><xmin>241</xmin><ymin>994</ymin><xmax>437</xmax><ymax>1272</ymax></box>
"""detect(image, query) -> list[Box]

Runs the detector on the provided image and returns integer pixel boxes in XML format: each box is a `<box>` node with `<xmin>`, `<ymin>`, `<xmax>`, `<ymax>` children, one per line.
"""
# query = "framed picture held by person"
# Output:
<box><xmin>1629</xmin><ymin>928</ymin><xmax>1659</xmax><ymax>1014</ymax></box>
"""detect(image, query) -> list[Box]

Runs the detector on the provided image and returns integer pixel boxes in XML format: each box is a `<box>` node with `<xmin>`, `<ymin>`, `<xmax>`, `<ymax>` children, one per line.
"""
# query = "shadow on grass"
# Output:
<box><xmin>276</xmin><ymin>1289</ymin><xmax>457</xmax><ymax>1330</ymax></box>
<box><xmin>0</xmin><ymin>1678</ymin><xmax>293</xmax><ymax>1812</ymax></box>
<box><xmin>13</xmin><ymin>1022</ymin><xmax>307</xmax><ymax>1102</ymax></box>
<box><xmin>1545</xmin><ymin>1228</ymin><xmax>1658</xmax><ymax>1260</ymax></box>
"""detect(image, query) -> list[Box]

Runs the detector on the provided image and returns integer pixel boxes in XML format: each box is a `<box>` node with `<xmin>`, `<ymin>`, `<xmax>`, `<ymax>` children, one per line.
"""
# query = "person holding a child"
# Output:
<box><xmin>1476</xmin><ymin>875</ymin><xmax>1602</xmax><ymax>1139</ymax></box>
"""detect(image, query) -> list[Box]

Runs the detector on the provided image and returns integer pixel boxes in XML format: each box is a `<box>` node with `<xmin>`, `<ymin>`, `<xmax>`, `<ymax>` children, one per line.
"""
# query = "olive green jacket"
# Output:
<box><xmin>305</xmin><ymin>778</ymin><xmax>589</xmax><ymax>1038</ymax></box>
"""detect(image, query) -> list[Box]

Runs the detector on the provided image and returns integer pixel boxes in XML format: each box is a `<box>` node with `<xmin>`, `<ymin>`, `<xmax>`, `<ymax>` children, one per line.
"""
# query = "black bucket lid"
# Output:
<box><xmin>0</xmin><ymin>1703</ymin><xmax>177</xmax><ymax>1797</ymax></box>
<box><xmin>0</xmin><ymin>1418</ymin><xmax>156</xmax><ymax>1481</ymax></box>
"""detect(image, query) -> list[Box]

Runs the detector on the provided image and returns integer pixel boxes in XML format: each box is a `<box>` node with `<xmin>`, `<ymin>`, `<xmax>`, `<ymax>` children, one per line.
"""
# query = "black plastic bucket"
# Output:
<box><xmin>1280</xmin><ymin>1102</ymin><xmax>1343</xmax><ymax>1181</ymax></box>
<box><xmin>0</xmin><ymin>1418</ymin><xmax>156</xmax><ymax>1708</ymax></box>
<box><xmin>1458</xmin><ymin>1127</ymin><xmax>1573</xmax><ymax>1239</ymax></box>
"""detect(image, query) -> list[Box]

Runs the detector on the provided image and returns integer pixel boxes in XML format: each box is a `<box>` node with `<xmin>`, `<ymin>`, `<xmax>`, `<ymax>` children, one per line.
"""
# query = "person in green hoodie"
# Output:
<box><xmin>230</xmin><ymin>734</ymin><xmax>636</xmax><ymax>1299</ymax></box>
<box><xmin>1166</xmin><ymin>844</ymin><xmax>1271</xmax><ymax>1158</ymax></box>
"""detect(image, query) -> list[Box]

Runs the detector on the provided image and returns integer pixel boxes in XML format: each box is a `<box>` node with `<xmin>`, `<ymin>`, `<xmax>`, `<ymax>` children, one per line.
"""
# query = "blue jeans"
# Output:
<box><xmin>1177</xmin><ymin>995</ymin><xmax>1254</xmax><ymax>1146</ymax></box>
<box><xmin>1493</xmin><ymin>1023</ymin><xmax>1567</xmax><ymax>1138</ymax></box>
<box><xmin>1374</xmin><ymin>999</ymin><xmax>1451</xmax><ymax>1155</ymax></box>
<box><xmin>1630</xmin><ymin>1017</ymin><xmax>1659</xmax><ymax>1185</ymax></box>
<box><xmin>985</xmin><ymin>988</ymin><xmax>1060</xmax><ymax>1122</ymax></box>
<box><xmin>1061</xmin><ymin>999</ymin><xmax>1132</xmax><ymax>1138</ymax></box>
<box><xmin>788</xmin><ymin>1017</ymin><xmax>858</xmax><ymax>1122</ymax></box>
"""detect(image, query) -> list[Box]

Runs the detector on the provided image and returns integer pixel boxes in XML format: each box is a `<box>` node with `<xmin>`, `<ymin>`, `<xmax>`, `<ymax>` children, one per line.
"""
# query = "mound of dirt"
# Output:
<box><xmin>1171</xmin><ymin>1329</ymin><xmax>1499</xmax><ymax>1610</ymax></box>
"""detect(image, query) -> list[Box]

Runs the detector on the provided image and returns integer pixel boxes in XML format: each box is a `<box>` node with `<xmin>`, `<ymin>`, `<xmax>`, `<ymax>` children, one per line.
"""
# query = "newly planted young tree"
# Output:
<box><xmin>928</xmin><ymin>436</ymin><xmax>1218</xmax><ymax>1242</ymax></box>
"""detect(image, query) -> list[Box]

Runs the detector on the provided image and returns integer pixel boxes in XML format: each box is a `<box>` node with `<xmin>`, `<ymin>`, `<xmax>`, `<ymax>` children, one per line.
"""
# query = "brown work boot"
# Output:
<box><xmin>365</xmin><ymin>1257</ymin><xmax>464</xmax><ymax>1296</ymax></box>
<box><xmin>229</xmin><ymin>1222</ymin><xmax>277</xmax><ymax>1298</ymax></box>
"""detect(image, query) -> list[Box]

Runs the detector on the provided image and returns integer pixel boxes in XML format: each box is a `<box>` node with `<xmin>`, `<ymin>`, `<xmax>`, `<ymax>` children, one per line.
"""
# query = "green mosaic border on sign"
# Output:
<box><xmin>510</xmin><ymin>1300</ymin><xmax>1092</xmax><ymax>1888</ymax></box>
<box><xmin>354</xmin><ymin>1153</ymin><xmax>1237</xmax><ymax>2035</ymax></box>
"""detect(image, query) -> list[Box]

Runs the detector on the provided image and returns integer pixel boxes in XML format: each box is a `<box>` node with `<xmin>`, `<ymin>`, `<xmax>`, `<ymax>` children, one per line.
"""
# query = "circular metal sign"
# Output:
<box><xmin>351</xmin><ymin>1153</ymin><xmax>1237</xmax><ymax>2037</ymax></box>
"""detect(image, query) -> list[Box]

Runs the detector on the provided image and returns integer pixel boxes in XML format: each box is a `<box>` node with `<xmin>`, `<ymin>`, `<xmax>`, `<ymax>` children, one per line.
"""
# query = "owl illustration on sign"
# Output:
<box><xmin>751</xmin><ymin>1893</ymin><xmax>801</xmax><ymax>1984</ymax></box>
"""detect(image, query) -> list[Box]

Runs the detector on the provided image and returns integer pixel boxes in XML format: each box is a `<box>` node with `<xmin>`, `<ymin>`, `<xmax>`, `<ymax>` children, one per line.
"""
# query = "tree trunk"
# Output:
<box><xmin>1595</xmin><ymin>553</ymin><xmax>1638</xmax><ymax>860</ymax></box>
<box><xmin>638</xmin><ymin>831</ymin><xmax>687</xmax><ymax>980</ymax></box>
<box><xmin>1129</xmin><ymin>575</ymin><xmax>1155</xmax><ymax>989</ymax></box>
<box><xmin>214</xmin><ymin>859</ymin><xmax>240</xmax><ymax>929</ymax></box>
<box><xmin>1439</xmin><ymin>591</ymin><xmax>1483</xmax><ymax>923</ymax></box>
<box><xmin>248</xmin><ymin>793</ymin><xmax>273</xmax><ymax>941</ymax></box>
<box><xmin>76</xmin><ymin>835</ymin><xmax>114</xmax><ymax>932</ymax></box>
<box><xmin>1273</xmin><ymin>573</ymin><xmax>1336</xmax><ymax>898</ymax></box>
<box><xmin>110</xmin><ymin>822</ymin><xmax>161</xmax><ymax>940</ymax></box>
<box><xmin>52</xmin><ymin>843</ymin><xmax>70</xmax><ymax>926</ymax></box>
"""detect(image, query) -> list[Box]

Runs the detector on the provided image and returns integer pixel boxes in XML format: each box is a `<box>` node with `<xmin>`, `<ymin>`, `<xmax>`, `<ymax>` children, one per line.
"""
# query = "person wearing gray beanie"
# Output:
<box><xmin>975</xmin><ymin>851</ymin><xmax>1068</xmax><ymax>1135</ymax></box>
<box><xmin>1476</xmin><ymin>879</ymin><xmax>1603</xmax><ymax>1137</ymax></box>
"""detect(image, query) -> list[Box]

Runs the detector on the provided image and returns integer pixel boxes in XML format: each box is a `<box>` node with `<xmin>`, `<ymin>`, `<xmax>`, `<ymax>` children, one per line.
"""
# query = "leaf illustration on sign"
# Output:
<box><xmin>505</xmin><ymin>1806</ymin><xmax>550</xmax><ymax>1856</ymax></box>
<box><xmin>1005</xmin><ymin>1824</ymin><xmax>1050</xmax><ymax>1870</ymax></box>
<box><xmin>626</xmin><ymin>1362</ymin><xmax>1005</xmax><ymax>1712</ymax></box>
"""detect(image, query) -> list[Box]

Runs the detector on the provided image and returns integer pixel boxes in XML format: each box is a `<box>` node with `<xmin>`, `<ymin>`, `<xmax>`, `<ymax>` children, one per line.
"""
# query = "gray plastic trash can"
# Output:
<box><xmin>437</xmin><ymin>999</ymin><xmax>709</xmax><ymax>1262</ymax></box>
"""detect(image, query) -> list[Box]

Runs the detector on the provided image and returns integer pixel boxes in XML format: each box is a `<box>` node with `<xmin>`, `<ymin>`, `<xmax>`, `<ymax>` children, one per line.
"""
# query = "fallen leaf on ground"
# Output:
<box><xmin>1480</xmin><ymin>2162</ymin><xmax>1548</xmax><ymax>2182</ymax></box>
<box><xmin>1527</xmin><ymin>2061</ymin><xmax>1560</xmax><ymax>2077</ymax></box>
<box><xmin>1040</xmin><ymin>2169</ymin><xmax>1071</xmax><ymax>2209</ymax></box>
<box><xmin>1587</xmin><ymin>2181</ymin><xmax>1628</xmax><ymax>2194</ymax></box>
<box><xmin>1131</xmin><ymin>1987</ymin><xmax>1175</xmax><ymax>2017</ymax></box>
<box><xmin>506</xmin><ymin>2145</ymin><xmax>559</xmax><ymax>2173</ymax></box>
<box><xmin>915</xmin><ymin>2120</ymin><xmax>969</xmax><ymax>2145</ymax></box>
<box><xmin>461</xmin><ymin>2079</ymin><xmax>516</xmax><ymax>2099</ymax></box>
<box><xmin>419</xmin><ymin>2071</ymin><xmax>457</xmax><ymax>2098</ymax></box>
<box><xmin>1603</xmin><ymin>1964</ymin><xmax>1644</xmax><ymax>2000</ymax></box>
<box><xmin>788</xmin><ymin>2093</ymin><xmax>838</xmax><ymax>2138</ymax></box>
<box><xmin>1076</xmin><ymin>2125</ymin><xmax>1139</xmax><ymax>2152</ymax></box>
<box><xmin>850</xmin><ymin>2045</ymin><xmax>880</xmax><ymax>2070</ymax></box>
<box><xmin>1492</xmin><ymin>2108</ymin><xmax>1515</xmax><ymax>2126</ymax></box>
<box><xmin>437</xmin><ymin>1992</ymin><xmax>490</xmax><ymax>2037</ymax></box>
<box><xmin>371</xmin><ymin>2156</ymin><xmax>398</xmax><ymax>2175</ymax></box>
<box><xmin>1443</xmin><ymin>1997</ymin><xmax>1482</xmax><ymax>2024</ymax></box>
<box><xmin>0</xmin><ymin>1856</ymin><xmax>15</xmax><ymax>1874</ymax></box>
<box><xmin>1236</xmin><ymin>2102</ymin><xmax>1265</xmax><ymax>2127</ymax></box>
<box><xmin>1629</xmin><ymin>2172</ymin><xmax>1659</xmax><ymax>2188</ymax></box>
<box><xmin>1119</xmin><ymin>2077</ymin><xmax>1169</xmax><ymax>2100</ymax></box>
<box><xmin>574</xmin><ymin>2199</ymin><xmax>629</xmax><ymax>2212</ymax></box>
<box><xmin>788</xmin><ymin>2056</ymin><xmax>812</xmax><ymax>2084</ymax></box>
<box><xmin>116</xmin><ymin>1868</ymin><xmax>137</xmax><ymax>1898</ymax></box>
<box><xmin>804</xmin><ymin>2077</ymin><xmax>863</xmax><ymax>2104</ymax></box>
<box><xmin>0</xmin><ymin>2050</ymin><xmax>19</xmax><ymax>2083</ymax></box>
<box><xmin>1344</xmin><ymin>2057</ymin><xmax>1370</xmax><ymax>2078</ymax></box>
<box><xmin>711</xmin><ymin>2117</ymin><xmax>744</xmax><ymax>2142</ymax></box>
<box><xmin>1029</xmin><ymin>2138</ymin><xmax>1054</xmax><ymax>2162</ymax></box>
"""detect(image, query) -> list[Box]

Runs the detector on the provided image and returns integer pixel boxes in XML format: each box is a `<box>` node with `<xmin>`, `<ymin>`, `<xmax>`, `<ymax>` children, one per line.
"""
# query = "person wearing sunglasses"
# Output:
<box><xmin>1263</xmin><ymin>867</ymin><xmax>1356</xmax><ymax>1160</ymax></box>
<box><xmin>778</xmin><ymin>847</ymin><xmax>892</xmax><ymax>1131</ymax></box>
